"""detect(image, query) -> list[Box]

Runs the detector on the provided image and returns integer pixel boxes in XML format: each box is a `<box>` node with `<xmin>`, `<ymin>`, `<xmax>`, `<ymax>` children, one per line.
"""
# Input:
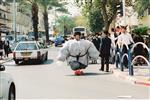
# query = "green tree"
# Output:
<box><xmin>38</xmin><ymin>0</ymin><xmax>67</xmax><ymax>43</ymax></box>
<box><xmin>134</xmin><ymin>0</ymin><xmax>150</xmax><ymax>17</ymax></box>
<box><xmin>132</xmin><ymin>27</ymin><xmax>148</xmax><ymax>35</ymax></box>
<box><xmin>74</xmin><ymin>16</ymin><xmax>88</xmax><ymax>27</ymax></box>
<box><xmin>56</xmin><ymin>16</ymin><xmax>76</xmax><ymax>35</ymax></box>
<box><xmin>88</xmin><ymin>8</ymin><xmax>104</xmax><ymax>32</ymax></box>
<box><xmin>75</xmin><ymin>0</ymin><xmax>120</xmax><ymax>31</ymax></box>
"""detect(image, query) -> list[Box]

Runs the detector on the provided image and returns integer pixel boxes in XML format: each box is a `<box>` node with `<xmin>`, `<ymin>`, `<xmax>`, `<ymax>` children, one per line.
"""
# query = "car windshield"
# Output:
<box><xmin>74</xmin><ymin>28</ymin><xmax>85</xmax><ymax>32</ymax></box>
<box><xmin>16</xmin><ymin>43</ymin><xmax>38</xmax><ymax>51</ymax></box>
<box><xmin>17</xmin><ymin>35</ymin><xmax>26</xmax><ymax>41</ymax></box>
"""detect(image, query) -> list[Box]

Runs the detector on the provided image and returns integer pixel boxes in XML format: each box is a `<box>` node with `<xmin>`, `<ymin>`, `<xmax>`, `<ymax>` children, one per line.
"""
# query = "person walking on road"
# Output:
<box><xmin>0</xmin><ymin>39</ymin><xmax>4</xmax><ymax>59</ymax></box>
<box><xmin>4</xmin><ymin>39</ymin><xmax>10</xmax><ymax>58</ymax></box>
<box><xmin>99</xmin><ymin>31</ymin><xmax>112</xmax><ymax>72</ymax></box>
<box><xmin>57</xmin><ymin>32</ymin><xmax>99</xmax><ymax>75</ymax></box>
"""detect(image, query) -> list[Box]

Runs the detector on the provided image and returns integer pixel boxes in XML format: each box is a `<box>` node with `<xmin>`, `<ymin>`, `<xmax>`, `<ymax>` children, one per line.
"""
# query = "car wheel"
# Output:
<box><xmin>45</xmin><ymin>53</ymin><xmax>48</xmax><ymax>61</ymax></box>
<box><xmin>8</xmin><ymin>85</ymin><xmax>16</xmax><ymax>100</ymax></box>
<box><xmin>37</xmin><ymin>58</ymin><xmax>42</xmax><ymax>64</ymax></box>
<box><xmin>15</xmin><ymin>60</ymin><xmax>19</xmax><ymax>65</ymax></box>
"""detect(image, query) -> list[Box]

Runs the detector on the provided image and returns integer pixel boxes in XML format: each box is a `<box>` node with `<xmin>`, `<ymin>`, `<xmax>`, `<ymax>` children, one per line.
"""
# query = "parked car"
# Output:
<box><xmin>13</xmin><ymin>41</ymin><xmax>48</xmax><ymax>64</ymax></box>
<box><xmin>55</xmin><ymin>36</ymin><xmax>65</xmax><ymax>47</ymax></box>
<box><xmin>49</xmin><ymin>34</ymin><xmax>56</xmax><ymax>43</ymax></box>
<box><xmin>0</xmin><ymin>64</ymin><xmax>16</xmax><ymax>100</ymax></box>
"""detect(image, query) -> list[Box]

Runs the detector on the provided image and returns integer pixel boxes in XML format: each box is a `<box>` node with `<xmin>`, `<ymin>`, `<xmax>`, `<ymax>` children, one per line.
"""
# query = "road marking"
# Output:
<box><xmin>117</xmin><ymin>95</ymin><xmax>133</xmax><ymax>98</ymax></box>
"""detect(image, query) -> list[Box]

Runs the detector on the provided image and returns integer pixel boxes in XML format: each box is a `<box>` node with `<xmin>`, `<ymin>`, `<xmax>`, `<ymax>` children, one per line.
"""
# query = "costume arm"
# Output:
<box><xmin>57</xmin><ymin>42</ymin><xmax>69</xmax><ymax>62</ymax></box>
<box><xmin>88</xmin><ymin>42</ymin><xmax>99</xmax><ymax>59</ymax></box>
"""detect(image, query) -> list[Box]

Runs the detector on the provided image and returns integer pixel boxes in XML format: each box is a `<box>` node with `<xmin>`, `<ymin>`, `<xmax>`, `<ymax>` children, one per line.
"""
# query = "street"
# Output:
<box><xmin>3</xmin><ymin>47</ymin><xmax>150</xmax><ymax>99</ymax></box>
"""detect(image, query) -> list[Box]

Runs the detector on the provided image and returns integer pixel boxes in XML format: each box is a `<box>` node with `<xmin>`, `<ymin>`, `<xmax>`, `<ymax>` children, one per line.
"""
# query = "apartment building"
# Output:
<box><xmin>0</xmin><ymin>1</ymin><xmax>11</xmax><ymax>34</ymax></box>
<box><xmin>9</xmin><ymin>2</ymin><xmax>32</xmax><ymax>34</ymax></box>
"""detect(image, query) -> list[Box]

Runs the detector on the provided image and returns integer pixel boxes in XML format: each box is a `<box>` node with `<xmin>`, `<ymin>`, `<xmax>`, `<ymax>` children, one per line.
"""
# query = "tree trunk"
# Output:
<box><xmin>0</xmin><ymin>32</ymin><xmax>1</xmax><ymax>41</ymax></box>
<box><xmin>101</xmin><ymin>0</ymin><xmax>118</xmax><ymax>31</ymax></box>
<box><xmin>101</xmin><ymin>0</ymin><xmax>109</xmax><ymax>31</ymax></box>
<box><xmin>32</xmin><ymin>2</ymin><xmax>39</xmax><ymax>41</ymax></box>
<box><xmin>43</xmin><ymin>9</ymin><xmax>49</xmax><ymax>43</ymax></box>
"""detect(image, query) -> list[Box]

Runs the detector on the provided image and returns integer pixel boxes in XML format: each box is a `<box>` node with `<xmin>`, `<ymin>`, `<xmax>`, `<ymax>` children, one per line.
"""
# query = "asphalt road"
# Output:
<box><xmin>3</xmin><ymin>47</ymin><xmax>150</xmax><ymax>99</ymax></box>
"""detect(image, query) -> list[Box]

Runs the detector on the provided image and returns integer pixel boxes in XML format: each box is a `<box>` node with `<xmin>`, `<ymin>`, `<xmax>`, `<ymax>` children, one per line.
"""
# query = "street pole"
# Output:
<box><xmin>13</xmin><ymin>0</ymin><xmax>17</xmax><ymax>42</ymax></box>
<box><xmin>122</xmin><ymin>0</ymin><xmax>126</xmax><ymax>25</ymax></box>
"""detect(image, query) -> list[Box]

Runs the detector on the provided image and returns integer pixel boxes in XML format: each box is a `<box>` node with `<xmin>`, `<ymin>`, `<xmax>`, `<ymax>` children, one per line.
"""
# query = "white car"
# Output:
<box><xmin>13</xmin><ymin>41</ymin><xmax>48</xmax><ymax>64</ymax></box>
<box><xmin>0</xmin><ymin>64</ymin><xmax>16</xmax><ymax>100</ymax></box>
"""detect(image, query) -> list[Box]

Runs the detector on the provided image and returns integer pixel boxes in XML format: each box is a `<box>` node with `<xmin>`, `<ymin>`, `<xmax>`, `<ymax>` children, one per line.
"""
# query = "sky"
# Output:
<box><xmin>65</xmin><ymin>0</ymin><xmax>81</xmax><ymax>16</ymax></box>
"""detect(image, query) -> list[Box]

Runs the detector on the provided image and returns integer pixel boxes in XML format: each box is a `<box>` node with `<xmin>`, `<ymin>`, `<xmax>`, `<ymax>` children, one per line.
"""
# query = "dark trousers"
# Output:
<box><xmin>4</xmin><ymin>47</ymin><xmax>9</xmax><ymax>57</ymax></box>
<box><xmin>101</xmin><ymin>55</ymin><xmax>110</xmax><ymax>71</ymax></box>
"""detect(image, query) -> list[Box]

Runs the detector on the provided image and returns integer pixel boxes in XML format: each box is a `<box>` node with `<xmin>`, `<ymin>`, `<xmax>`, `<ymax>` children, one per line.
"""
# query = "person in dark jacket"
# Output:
<box><xmin>4</xmin><ymin>39</ymin><xmax>10</xmax><ymax>57</ymax></box>
<box><xmin>100</xmin><ymin>31</ymin><xmax>111</xmax><ymax>72</ymax></box>
<box><xmin>92</xmin><ymin>33</ymin><xmax>101</xmax><ymax>51</ymax></box>
<box><xmin>92</xmin><ymin>33</ymin><xmax>101</xmax><ymax>64</ymax></box>
<box><xmin>0</xmin><ymin>39</ymin><xmax>4</xmax><ymax>59</ymax></box>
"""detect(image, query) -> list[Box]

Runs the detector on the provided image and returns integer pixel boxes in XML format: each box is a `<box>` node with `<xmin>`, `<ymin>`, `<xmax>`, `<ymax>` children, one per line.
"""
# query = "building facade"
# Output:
<box><xmin>0</xmin><ymin>0</ymin><xmax>33</xmax><ymax>36</ymax></box>
<box><xmin>0</xmin><ymin>1</ymin><xmax>11</xmax><ymax>35</ymax></box>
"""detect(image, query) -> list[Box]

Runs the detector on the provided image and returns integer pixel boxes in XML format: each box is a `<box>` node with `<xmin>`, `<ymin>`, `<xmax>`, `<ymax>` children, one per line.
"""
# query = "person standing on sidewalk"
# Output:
<box><xmin>92</xmin><ymin>33</ymin><xmax>101</xmax><ymax>64</ymax></box>
<box><xmin>99</xmin><ymin>31</ymin><xmax>112</xmax><ymax>72</ymax></box>
<box><xmin>117</xmin><ymin>26</ymin><xmax>134</xmax><ymax>49</ymax></box>
<box><xmin>0</xmin><ymin>38</ymin><xmax>4</xmax><ymax>60</ymax></box>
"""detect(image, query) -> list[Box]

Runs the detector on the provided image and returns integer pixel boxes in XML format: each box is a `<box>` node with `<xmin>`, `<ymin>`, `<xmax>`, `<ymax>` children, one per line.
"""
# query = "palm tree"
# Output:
<box><xmin>56</xmin><ymin>15</ymin><xmax>75</xmax><ymax>36</ymax></box>
<box><xmin>134</xmin><ymin>0</ymin><xmax>150</xmax><ymax>17</ymax></box>
<box><xmin>38</xmin><ymin>0</ymin><xmax>67</xmax><ymax>43</ymax></box>
<box><xmin>31</xmin><ymin>1</ymin><xmax>39</xmax><ymax>41</ymax></box>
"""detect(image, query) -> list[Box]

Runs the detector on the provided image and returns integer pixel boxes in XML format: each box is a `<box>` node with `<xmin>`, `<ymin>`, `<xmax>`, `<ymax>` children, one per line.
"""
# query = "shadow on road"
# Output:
<box><xmin>17</xmin><ymin>59</ymin><xmax>54</xmax><ymax>65</ymax></box>
<box><xmin>66</xmin><ymin>72</ymin><xmax>112</xmax><ymax>76</ymax></box>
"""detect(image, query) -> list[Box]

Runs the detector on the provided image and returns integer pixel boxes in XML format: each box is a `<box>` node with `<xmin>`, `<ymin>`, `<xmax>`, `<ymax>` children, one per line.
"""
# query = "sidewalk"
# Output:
<box><xmin>0</xmin><ymin>53</ymin><xmax>13</xmax><ymax>64</ymax></box>
<box><xmin>110</xmin><ymin>64</ymin><xmax>150</xmax><ymax>86</ymax></box>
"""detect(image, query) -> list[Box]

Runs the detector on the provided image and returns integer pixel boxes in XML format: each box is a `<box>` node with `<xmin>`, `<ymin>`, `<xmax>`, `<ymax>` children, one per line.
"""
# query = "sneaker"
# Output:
<box><xmin>106</xmin><ymin>70</ymin><xmax>109</xmax><ymax>72</ymax></box>
<box><xmin>99</xmin><ymin>69</ymin><xmax>104</xmax><ymax>71</ymax></box>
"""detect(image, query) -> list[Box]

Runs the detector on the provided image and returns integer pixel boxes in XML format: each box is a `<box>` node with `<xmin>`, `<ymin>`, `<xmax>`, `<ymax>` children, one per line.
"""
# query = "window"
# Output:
<box><xmin>74</xmin><ymin>28</ymin><xmax>85</xmax><ymax>32</ymax></box>
<box><xmin>3</xmin><ymin>14</ymin><xmax>6</xmax><ymax>19</ymax></box>
<box><xmin>16</xmin><ymin>43</ymin><xmax>38</xmax><ymax>51</ymax></box>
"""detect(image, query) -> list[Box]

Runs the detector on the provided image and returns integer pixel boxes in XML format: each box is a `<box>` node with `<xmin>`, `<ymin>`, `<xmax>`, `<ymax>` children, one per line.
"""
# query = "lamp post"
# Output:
<box><xmin>122</xmin><ymin>0</ymin><xmax>126</xmax><ymax>25</ymax></box>
<box><xmin>13</xmin><ymin>0</ymin><xmax>17</xmax><ymax>42</ymax></box>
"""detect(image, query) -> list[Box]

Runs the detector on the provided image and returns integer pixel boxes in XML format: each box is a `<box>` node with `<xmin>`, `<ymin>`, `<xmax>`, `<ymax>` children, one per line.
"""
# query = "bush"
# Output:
<box><xmin>132</xmin><ymin>27</ymin><xmax>148</xmax><ymax>35</ymax></box>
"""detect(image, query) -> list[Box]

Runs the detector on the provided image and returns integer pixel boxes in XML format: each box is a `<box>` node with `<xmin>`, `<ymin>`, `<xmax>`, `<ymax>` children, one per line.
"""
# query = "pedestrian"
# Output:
<box><xmin>117</xmin><ymin>25</ymin><xmax>134</xmax><ymax>49</ymax></box>
<box><xmin>4</xmin><ymin>39</ymin><xmax>10</xmax><ymax>58</ymax></box>
<box><xmin>0</xmin><ymin>38</ymin><xmax>4</xmax><ymax>59</ymax></box>
<box><xmin>81</xmin><ymin>33</ymin><xmax>86</xmax><ymax>39</ymax></box>
<box><xmin>114</xmin><ymin>26</ymin><xmax>121</xmax><ymax>44</ymax></box>
<box><xmin>92</xmin><ymin>33</ymin><xmax>101</xmax><ymax>64</ymax></box>
<box><xmin>117</xmin><ymin>25</ymin><xmax>134</xmax><ymax>68</ymax></box>
<box><xmin>133</xmin><ymin>33</ymin><xmax>145</xmax><ymax>65</ymax></box>
<box><xmin>110</xmin><ymin>28</ymin><xmax>116</xmax><ymax>64</ymax></box>
<box><xmin>57</xmin><ymin>32</ymin><xmax>99</xmax><ymax>75</ymax></box>
<box><xmin>99</xmin><ymin>31</ymin><xmax>112</xmax><ymax>72</ymax></box>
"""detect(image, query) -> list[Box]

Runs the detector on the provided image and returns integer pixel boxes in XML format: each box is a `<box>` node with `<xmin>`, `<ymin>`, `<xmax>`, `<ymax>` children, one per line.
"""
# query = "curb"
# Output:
<box><xmin>135</xmin><ymin>80</ymin><xmax>150</xmax><ymax>86</ymax></box>
<box><xmin>111</xmin><ymin>68</ymin><xmax>150</xmax><ymax>86</ymax></box>
<box><xmin>0</xmin><ymin>58</ymin><xmax>13</xmax><ymax>64</ymax></box>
